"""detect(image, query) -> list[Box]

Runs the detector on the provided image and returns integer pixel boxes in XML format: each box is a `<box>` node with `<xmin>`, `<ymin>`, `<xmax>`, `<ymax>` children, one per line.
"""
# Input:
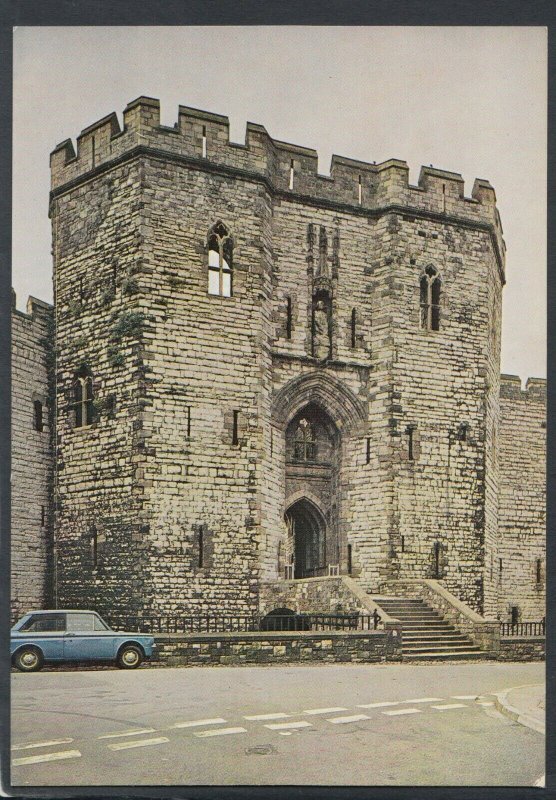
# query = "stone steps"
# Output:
<box><xmin>372</xmin><ymin>595</ymin><xmax>484</xmax><ymax>661</ymax></box>
<box><xmin>404</xmin><ymin>650</ymin><xmax>487</xmax><ymax>662</ymax></box>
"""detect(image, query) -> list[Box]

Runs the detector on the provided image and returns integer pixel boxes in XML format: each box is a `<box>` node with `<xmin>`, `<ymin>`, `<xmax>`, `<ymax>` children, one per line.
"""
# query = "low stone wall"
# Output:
<box><xmin>380</xmin><ymin>579</ymin><xmax>500</xmax><ymax>653</ymax></box>
<box><xmin>152</xmin><ymin>629</ymin><xmax>402</xmax><ymax>666</ymax></box>
<box><xmin>498</xmin><ymin>637</ymin><xmax>545</xmax><ymax>662</ymax></box>
<box><xmin>259</xmin><ymin>575</ymin><xmax>400</xmax><ymax>627</ymax></box>
<box><xmin>259</xmin><ymin>576</ymin><xmax>369</xmax><ymax>616</ymax></box>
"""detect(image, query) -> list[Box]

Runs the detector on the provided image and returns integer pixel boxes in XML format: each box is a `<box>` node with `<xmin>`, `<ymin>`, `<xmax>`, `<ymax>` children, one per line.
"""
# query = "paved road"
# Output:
<box><xmin>11</xmin><ymin>661</ymin><xmax>545</xmax><ymax>787</ymax></box>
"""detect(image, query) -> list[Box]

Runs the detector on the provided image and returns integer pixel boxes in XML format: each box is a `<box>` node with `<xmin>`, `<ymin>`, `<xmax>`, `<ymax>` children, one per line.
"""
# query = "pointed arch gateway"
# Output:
<box><xmin>271</xmin><ymin>370</ymin><xmax>367</xmax><ymax>435</ymax></box>
<box><xmin>285</xmin><ymin>497</ymin><xmax>327</xmax><ymax>579</ymax></box>
<box><xmin>272</xmin><ymin>372</ymin><xmax>367</xmax><ymax>579</ymax></box>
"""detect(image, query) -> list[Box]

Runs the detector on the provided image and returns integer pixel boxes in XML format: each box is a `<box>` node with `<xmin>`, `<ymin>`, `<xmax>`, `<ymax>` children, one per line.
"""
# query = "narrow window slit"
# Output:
<box><xmin>406</xmin><ymin>426</ymin><xmax>415</xmax><ymax>461</ymax></box>
<box><xmin>91</xmin><ymin>526</ymin><xmax>98</xmax><ymax>569</ymax></box>
<box><xmin>91</xmin><ymin>136</ymin><xmax>96</xmax><ymax>167</ymax></box>
<box><xmin>351</xmin><ymin>308</ymin><xmax>357</xmax><ymax>349</ymax></box>
<box><xmin>41</xmin><ymin>506</ymin><xmax>45</xmax><ymax>527</ymax></box>
<box><xmin>358</xmin><ymin>175</ymin><xmax>362</xmax><ymax>205</ymax></box>
<box><xmin>186</xmin><ymin>406</ymin><xmax>191</xmax><ymax>438</ymax></box>
<box><xmin>366</xmin><ymin>437</ymin><xmax>371</xmax><ymax>464</ymax></box>
<box><xmin>286</xmin><ymin>296</ymin><xmax>292</xmax><ymax>339</ymax></box>
<box><xmin>536</xmin><ymin>559</ymin><xmax>542</xmax><ymax>584</ymax></box>
<box><xmin>433</xmin><ymin>541</ymin><xmax>441</xmax><ymax>578</ymax></box>
<box><xmin>202</xmin><ymin>126</ymin><xmax>207</xmax><ymax>158</ymax></box>
<box><xmin>198</xmin><ymin>526</ymin><xmax>204</xmax><ymax>568</ymax></box>
<box><xmin>401</xmin><ymin>535</ymin><xmax>405</xmax><ymax>553</ymax></box>
<box><xmin>232</xmin><ymin>410</ymin><xmax>239</xmax><ymax>445</ymax></box>
<box><xmin>347</xmin><ymin>544</ymin><xmax>352</xmax><ymax>575</ymax></box>
<box><xmin>289</xmin><ymin>159</ymin><xmax>294</xmax><ymax>190</ymax></box>
<box><xmin>33</xmin><ymin>400</ymin><xmax>43</xmax><ymax>432</ymax></box>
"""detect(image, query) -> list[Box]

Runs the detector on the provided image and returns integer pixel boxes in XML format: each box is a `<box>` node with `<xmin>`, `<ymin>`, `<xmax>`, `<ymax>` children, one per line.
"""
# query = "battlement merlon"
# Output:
<box><xmin>11</xmin><ymin>290</ymin><xmax>53</xmax><ymax>327</ymax></box>
<box><xmin>500</xmin><ymin>374</ymin><xmax>547</xmax><ymax>403</ymax></box>
<box><xmin>49</xmin><ymin>96</ymin><xmax>505</xmax><ymax>274</ymax></box>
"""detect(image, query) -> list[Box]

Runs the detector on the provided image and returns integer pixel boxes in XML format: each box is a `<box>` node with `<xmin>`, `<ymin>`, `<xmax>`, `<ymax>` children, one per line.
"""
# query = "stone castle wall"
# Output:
<box><xmin>51</xmin><ymin>158</ymin><xmax>153</xmax><ymax>617</ymax></box>
<box><xmin>11</xmin><ymin>294</ymin><xmax>53</xmax><ymax>620</ymax></box>
<box><xmin>497</xmin><ymin>375</ymin><xmax>546</xmax><ymax>620</ymax></box>
<box><xmin>45</xmin><ymin>96</ymin><xmax>543</xmax><ymax>621</ymax></box>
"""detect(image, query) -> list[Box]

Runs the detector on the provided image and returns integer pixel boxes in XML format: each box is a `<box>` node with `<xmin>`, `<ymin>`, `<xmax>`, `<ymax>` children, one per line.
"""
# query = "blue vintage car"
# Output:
<box><xmin>11</xmin><ymin>610</ymin><xmax>156</xmax><ymax>672</ymax></box>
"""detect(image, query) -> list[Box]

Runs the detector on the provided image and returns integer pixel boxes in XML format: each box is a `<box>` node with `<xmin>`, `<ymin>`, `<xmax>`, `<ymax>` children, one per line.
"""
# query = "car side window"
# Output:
<box><xmin>20</xmin><ymin>614</ymin><xmax>66</xmax><ymax>632</ymax></box>
<box><xmin>66</xmin><ymin>613</ymin><xmax>95</xmax><ymax>631</ymax></box>
<box><xmin>93</xmin><ymin>615</ymin><xmax>110</xmax><ymax>631</ymax></box>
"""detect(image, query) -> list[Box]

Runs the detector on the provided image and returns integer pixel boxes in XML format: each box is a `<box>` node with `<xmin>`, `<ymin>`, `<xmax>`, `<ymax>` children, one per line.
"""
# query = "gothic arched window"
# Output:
<box><xmin>207</xmin><ymin>222</ymin><xmax>233</xmax><ymax>297</ymax></box>
<box><xmin>293</xmin><ymin>418</ymin><xmax>317</xmax><ymax>461</ymax></box>
<box><xmin>420</xmin><ymin>265</ymin><xmax>441</xmax><ymax>331</ymax></box>
<box><xmin>73</xmin><ymin>366</ymin><xmax>94</xmax><ymax>427</ymax></box>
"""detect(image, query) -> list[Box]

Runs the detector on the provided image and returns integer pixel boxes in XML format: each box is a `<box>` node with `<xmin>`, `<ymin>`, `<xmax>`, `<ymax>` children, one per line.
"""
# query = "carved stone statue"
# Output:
<box><xmin>312</xmin><ymin>294</ymin><xmax>331</xmax><ymax>360</ymax></box>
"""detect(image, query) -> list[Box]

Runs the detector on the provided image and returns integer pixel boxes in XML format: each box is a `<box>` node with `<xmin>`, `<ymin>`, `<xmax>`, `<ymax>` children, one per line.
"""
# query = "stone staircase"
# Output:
<box><xmin>373</xmin><ymin>596</ymin><xmax>485</xmax><ymax>661</ymax></box>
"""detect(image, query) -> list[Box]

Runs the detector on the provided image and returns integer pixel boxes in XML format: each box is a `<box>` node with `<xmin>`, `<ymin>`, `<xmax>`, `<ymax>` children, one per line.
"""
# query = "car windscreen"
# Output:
<box><xmin>19</xmin><ymin>613</ymin><xmax>66</xmax><ymax>632</ymax></box>
<box><xmin>93</xmin><ymin>615</ymin><xmax>110</xmax><ymax>631</ymax></box>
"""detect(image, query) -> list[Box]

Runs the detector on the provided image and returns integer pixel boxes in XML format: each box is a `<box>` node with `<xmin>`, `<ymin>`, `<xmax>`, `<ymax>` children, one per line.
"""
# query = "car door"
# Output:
<box><xmin>63</xmin><ymin>612</ymin><xmax>115</xmax><ymax>661</ymax></box>
<box><xmin>15</xmin><ymin>613</ymin><xmax>66</xmax><ymax>660</ymax></box>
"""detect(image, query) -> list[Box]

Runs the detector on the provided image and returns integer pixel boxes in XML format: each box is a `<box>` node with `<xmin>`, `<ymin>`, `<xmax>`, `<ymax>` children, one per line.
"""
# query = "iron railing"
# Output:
<box><xmin>112</xmin><ymin>615</ymin><xmax>260</xmax><ymax>634</ymax></box>
<box><xmin>284</xmin><ymin>564</ymin><xmax>340</xmax><ymax>580</ymax></box>
<box><xmin>108</xmin><ymin>611</ymin><xmax>382</xmax><ymax>634</ymax></box>
<box><xmin>259</xmin><ymin>612</ymin><xmax>380</xmax><ymax>631</ymax></box>
<box><xmin>500</xmin><ymin>619</ymin><xmax>545</xmax><ymax>637</ymax></box>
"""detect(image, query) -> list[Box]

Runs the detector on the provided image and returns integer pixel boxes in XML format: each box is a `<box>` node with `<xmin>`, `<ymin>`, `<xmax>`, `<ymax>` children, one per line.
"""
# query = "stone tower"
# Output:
<box><xmin>50</xmin><ymin>97</ymin><xmax>505</xmax><ymax>620</ymax></box>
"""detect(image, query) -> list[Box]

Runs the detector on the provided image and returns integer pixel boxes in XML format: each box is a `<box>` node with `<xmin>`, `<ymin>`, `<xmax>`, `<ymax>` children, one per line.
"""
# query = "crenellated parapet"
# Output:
<box><xmin>500</xmin><ymin>374</ymin><xmax>547</xmax><ymax>403</ymax></box>
<box><xmin>11</xmin><ymin>290</ymin><xmax>53</xmax><ymax>325</ymax></box>
<box><xmin>50</xmin><ymin>96</ymin><xmax>505</xmax><ymax>275</ymax></box>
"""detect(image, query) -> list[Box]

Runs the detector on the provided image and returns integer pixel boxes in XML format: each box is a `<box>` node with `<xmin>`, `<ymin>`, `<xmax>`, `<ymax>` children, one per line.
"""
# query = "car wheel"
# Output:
<box><xmin>117</xmin><ymin>644</ymin><xmax>143</xmax><ymax>669</ymax></box>
<box><xmin>14</xmin><ymin>646</ymin><xmax>44</xmax><ymax>673</ymax></box>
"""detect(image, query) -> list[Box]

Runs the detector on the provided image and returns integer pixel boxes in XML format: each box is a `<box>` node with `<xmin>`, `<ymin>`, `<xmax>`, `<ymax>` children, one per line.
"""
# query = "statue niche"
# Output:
<box><xmin>311</xmin><ymin>289</ymin><xmax>332</xmax><ymax>361</ymax></box>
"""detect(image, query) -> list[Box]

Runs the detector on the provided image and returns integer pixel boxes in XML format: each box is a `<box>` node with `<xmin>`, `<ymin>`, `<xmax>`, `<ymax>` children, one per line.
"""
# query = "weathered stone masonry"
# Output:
<box><xmin>40</xmin><ymin>95</ymin><xmax>545</xmax><ymax>623</ymax></box>
<box><xmin>497</xmin><ymin>375</ymin><xmax>546</xmax><ymax>620</ymax></box>
<box><xmin>11</xmin><ymin>293</ymin><xmax>53</xmax><ymax>620</ymax></box>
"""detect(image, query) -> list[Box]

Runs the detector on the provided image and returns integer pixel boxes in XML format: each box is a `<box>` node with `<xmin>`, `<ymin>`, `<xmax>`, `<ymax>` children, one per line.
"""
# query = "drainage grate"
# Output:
<box><xmin>245</xmin><ymin>744</ymin><xmax>278</xmax><ymax>756</ymax></box>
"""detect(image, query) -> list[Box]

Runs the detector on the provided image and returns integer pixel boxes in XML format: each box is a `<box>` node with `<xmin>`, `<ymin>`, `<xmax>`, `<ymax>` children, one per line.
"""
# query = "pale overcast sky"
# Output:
<box><xmin>13</xmin><ymin>26</ymin><xmax>546</xmax><ymax>380</ymax></box>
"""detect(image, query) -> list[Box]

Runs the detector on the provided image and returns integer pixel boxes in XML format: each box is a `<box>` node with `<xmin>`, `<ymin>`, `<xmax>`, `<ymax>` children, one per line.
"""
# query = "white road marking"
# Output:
<box><xmin>13</xmin><ymin>749</ymin><xmax>82</xmax><ymax>767</ymax></box>
<box><xmin>534</xmin><ymin>774</ymin><xmax>545</xmax><ymax>787</ymax></box>
<box><xmin>244</xmin><ymin>713</ymin><xmax>290</xmax><ymax>721</ymax></box>
<box><xmin>327</xmin><ymin>714</ymin><xmax>370</xmax><ymax>724</ymax></box>
<box><xmin>303</xmin><ymin>707</ymin><xmax>348</xmax><ymax>715</ymax></box>
<box><xmin>12</xmin><ymin>738</ymin><xmax>74</xmax><ymax>751</ymax></box>
<box><xmin>193</xmin><ymin>727</ymin><xmax>247</xmax><ymax>738</ymax></box>
<box><xmin>264</xmin><ymin>721</ymin><xmax>313</xmax><ymax>730</ymax></box>
<box><xmin>401</xmin><ymin>698</ymin><xmax>443</xmax><ymax>704</ymax></box>
<box><xmin>171</xmin><ymin>717</ymin><xmax>227</xmax><ymax>729</ymax></box>
<box><xmin>382</xmin><ymin>708</ymin><xmax>422</xmax><ymax>716</ymax></box>
<box><xmin>431</xmin><ymin>703</ymin><xmax>468</xmax><ymax>711</ymax></box>
<box><xmin>107</xmin><ymin>737</ymin><xmax>169</xmax><ymax>751</ymax></box>
<box><xmin>358</xmin><ymin>701</ymin><xmax>400</xmax><ymax>708</ymax></box>
<box><xmin>476</xmin><ymin>701</ymin><xmax>494</xmax><ymax>707</ymax></box>
<box><xmin>277</xmin><ymin>731</ymin><xmax>293</xmax><ymax>736</ymax></box>
<box><xmin>98</xmin><ymin>727</ymin><xmax>156</xmax><ymax>739</ymax></box>
<box><xmin>452</xmin><ymin>695</ymin><xmax>478</xmax><ymax>700</ymax></box>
